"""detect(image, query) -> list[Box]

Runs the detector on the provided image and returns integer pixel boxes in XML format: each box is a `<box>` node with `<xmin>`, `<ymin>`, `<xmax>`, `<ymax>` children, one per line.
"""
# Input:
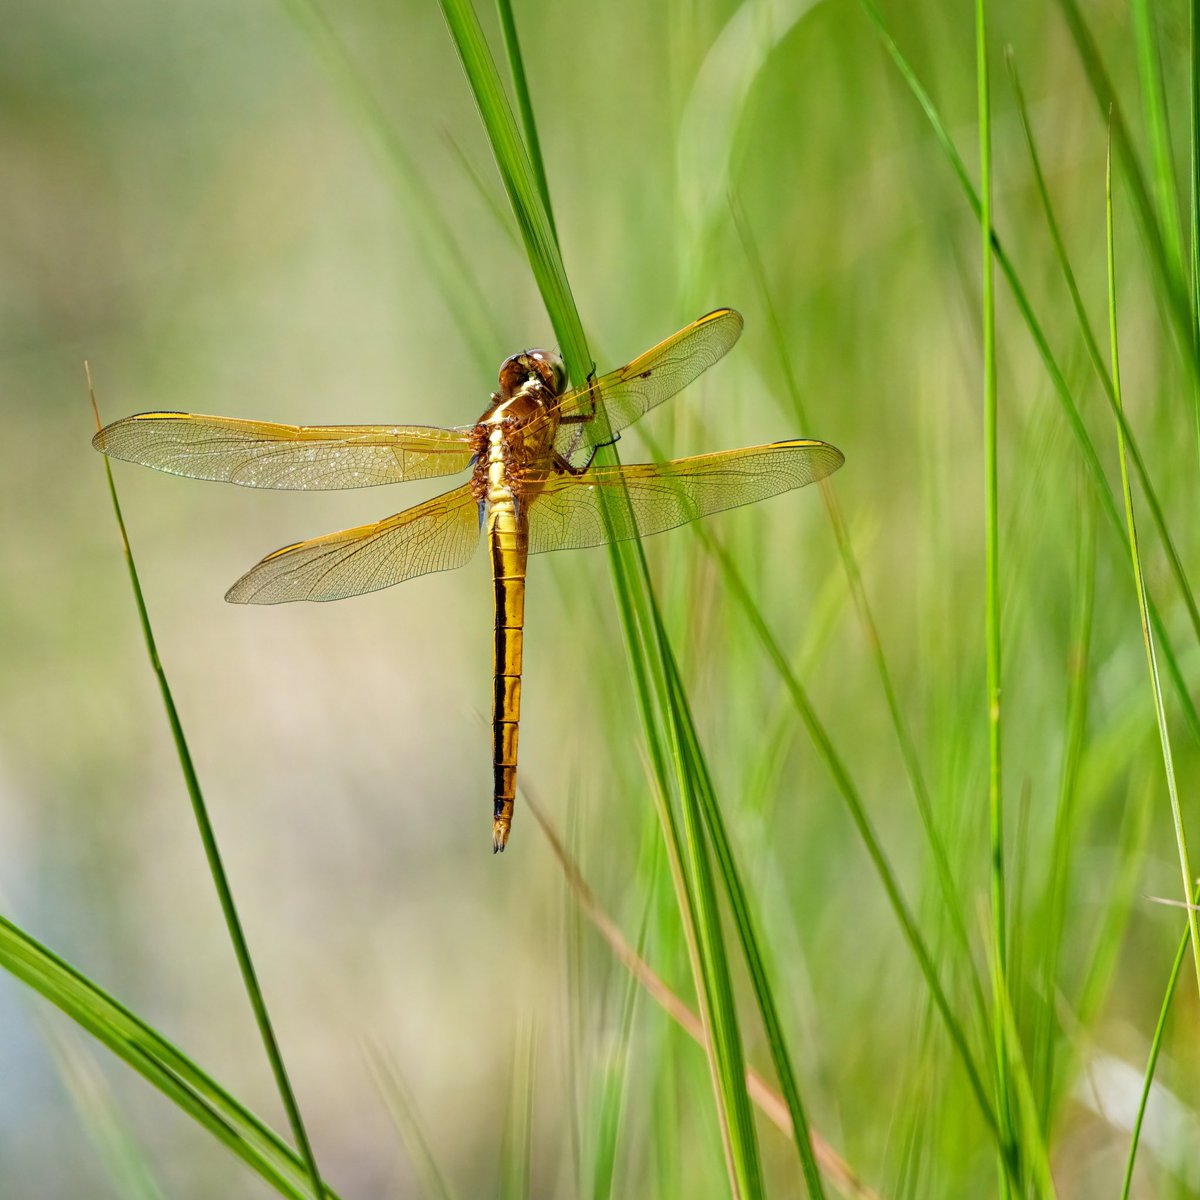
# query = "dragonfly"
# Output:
<box><xmin>93</xmin><ymin>309</ymin><xmax>844</xmax><ymax>852</ymax></box>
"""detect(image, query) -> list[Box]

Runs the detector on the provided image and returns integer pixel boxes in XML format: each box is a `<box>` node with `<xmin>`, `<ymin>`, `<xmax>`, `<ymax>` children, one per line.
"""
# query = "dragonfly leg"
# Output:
<box><xmin>558</xmin><ymin>366</ymin><xmax>601</xmax><ymax>426</ymax></box>
<box><xmin>552</xmin><ymin>429</ymin><xmax>619</xmax><ymax>477</ymax></box>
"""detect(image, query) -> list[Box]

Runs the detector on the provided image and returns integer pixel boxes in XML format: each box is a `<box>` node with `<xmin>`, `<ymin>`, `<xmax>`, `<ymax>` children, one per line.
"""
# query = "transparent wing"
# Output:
<box><xmin>93</xmin><ymin>412</ymin><xmax>475</xmax><ymax>490</ymax></box>
<box><xmin>226</xmin><ymin>483</ymin><xmax>481</xmax><ymax>604</ymax></box>
<box><xmin>549</xmin><ymin>309</ymin><xmax>744</xmax><ymax>461</ymax></box>
<box><xmin>525</xmin><ymin>440</ymin><xmax>843</xmax><ymax>554</ymax></box>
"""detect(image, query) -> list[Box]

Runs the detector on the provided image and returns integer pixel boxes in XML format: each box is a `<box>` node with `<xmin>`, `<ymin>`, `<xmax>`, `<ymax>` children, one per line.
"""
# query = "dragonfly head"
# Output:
<box><xmin>498</xmin><ymin>349</ymin><xmax>567</xmax><ymax>399</ymax></box>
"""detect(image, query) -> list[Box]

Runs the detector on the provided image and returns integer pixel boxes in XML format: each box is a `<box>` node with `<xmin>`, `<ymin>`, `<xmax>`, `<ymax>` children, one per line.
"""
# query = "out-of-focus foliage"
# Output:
<box><xmin>1</xmin><ymin>0</ymin><xmax>1198</xmax><ymax>1196</ymax></box>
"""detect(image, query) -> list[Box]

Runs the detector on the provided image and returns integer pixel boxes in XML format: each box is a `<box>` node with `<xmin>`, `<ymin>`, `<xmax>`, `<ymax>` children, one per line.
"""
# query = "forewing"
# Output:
<box><xmin>93</xmin><ymin>412</ymin><xmax>475</xmax><ymax>490</ymax></box>
<box><xmin>550</xmin><ymin>309</ymin><xmax>744</xmax><ymax>461</ymax></box>
<box><xmin>226</xmin><ymin>483</ymin><xmax>481</xmax><ymax>604</ymax></box>
<box><xmin>525</xmin><ymin>441</ymin><xmax>843</xmax><ymax>554</ymax></box>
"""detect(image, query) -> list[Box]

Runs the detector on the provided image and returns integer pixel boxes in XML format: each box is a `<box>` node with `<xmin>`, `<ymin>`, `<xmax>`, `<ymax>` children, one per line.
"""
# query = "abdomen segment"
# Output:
<box><xmin>489</xmin><ymin>502</ymin><xmax>527</xmax><ymax>851</ymax></box>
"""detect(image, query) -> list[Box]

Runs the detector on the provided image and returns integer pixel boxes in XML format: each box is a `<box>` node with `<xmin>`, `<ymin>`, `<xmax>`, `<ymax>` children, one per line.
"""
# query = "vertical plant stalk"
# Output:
<box><xmin>1104</xmin><ymin>152</ymin><xmax>1200</xmax><ymax>1002</ymax></box>
<box><xmin>433</xmin><ymin>3</ymin><xmax>765</xmax><ymax>1195</ymax></box>
<box><xmin>975</xmin><ymin>8</ymin><xmax>1014</xmax><ymax>1191</ymax></box>
<box><xmin>88</xmin><ymin>370</ymin><xmax>327</xmax><ymax>1200</ymax></box>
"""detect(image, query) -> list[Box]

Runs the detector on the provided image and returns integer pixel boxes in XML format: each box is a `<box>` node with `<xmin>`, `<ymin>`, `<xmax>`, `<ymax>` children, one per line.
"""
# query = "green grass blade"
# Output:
<box><xmin>657</xmin><ymin>620</ymin><xmax>828</xmax><ymax>1200</ymax></box>
<box><xmin>366</xmin><ymin>1045</ymin><xmax>459</xmax><ymax>1200</ymax></box>
<box><xmin>1192</xmin><ymin>0</ymin><xmax>1200</xmax><ymax>469</ymax></box>
<box><xmin>433</xmin><ymin>3</ymin><xmax>764</xmax><ymax>1194</ymax></box>
<box><xmin>436</xmin><ymin>0</ymin><xmax>585</xmax><ymax>367</ymax></box>
<box><xmin>693</xmin><ymin>528</ymin><xmax>1000</xmax><ymax>1145</ymax></box>
<box><xmin>1120</xmin><ymin>883</ymin><xmax>1200</xmax><ymax>1200</ymax></box>
<box><xmin>984</xmin><ymin>923</ymin><xmax>1059</xmax><ymax>1200</ymax></box>
<box><xmin>1105</xmin><ymin>144</ymin><xmax>1200</xmax><ymax>1002</ymax></box>
<box><xmin>0</xmin><ymin>912</ymin><xmax>338</xmax><ymax>1200</ymax></box>
<box><xmin>1006</xmin><ymin>54</ymin><xmax>1200</xmax><ymax>658</ymax></box>
<box><xmin>1032</xmin><ymin>494</ymin><xmax>1095</xmax><ymax>1129</ymax></box>
<box><xmin>730</xmin><ymin>200</ymin><xmax>989</xmax><ymax>1034</ymax></box>
<box><xmin>1131</xmin><ymin>0</ymin><xmax>1186</xmax><ymax>279</ymax></box>
<box><xmin>975</xmin><ymin>11</ymin><xmax>1014</xmax><ymax>1191</ymax></box>
<box><xmin>1056</xmin><ymin>0</ymin><xmax>1200</xmax><ymax>394</ymax></box>
<box><xmin>857</xmin><ymin>0</ymin><xmax>1200</xmax><ymax>748</ymax></box>
<box><xmin>494</xmin><ymin>0</ymin><xmax>556</xmax><ymax>243</ymax></box>
<box><xmin>89</xmin><ymin>374</ymin><xmax>327</xmax><ymax>1200</ymax></box>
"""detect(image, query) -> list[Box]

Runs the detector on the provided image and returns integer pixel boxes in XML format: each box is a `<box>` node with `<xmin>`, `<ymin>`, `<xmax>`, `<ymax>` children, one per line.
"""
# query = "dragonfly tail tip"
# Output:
<box><xmin>492</xmin><ymin>818</ymin><xmax>511</xmax><ymax>853</ymax></box>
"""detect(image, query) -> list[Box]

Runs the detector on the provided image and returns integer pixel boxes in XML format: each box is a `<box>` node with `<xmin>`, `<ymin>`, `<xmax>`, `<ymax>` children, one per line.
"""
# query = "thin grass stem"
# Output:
<box><xmin>88</xmin><ymin>369</ymin><xmax>327</xmax><ymax>1200</ymax></box>
<box><xmin>1105</xmin><ymin>144</ymin><xmax>1200</xmax><ymax>1002</ymax></box>
<box><xmin>976</xmin><ymin>8</ymin><xmax>1015</xmax><ymax>1190</ymax></box>
<box><xmin>1119</xmin><ymin>883</ymin><xmax>1200</xmax><ymax>1199</ymax></box>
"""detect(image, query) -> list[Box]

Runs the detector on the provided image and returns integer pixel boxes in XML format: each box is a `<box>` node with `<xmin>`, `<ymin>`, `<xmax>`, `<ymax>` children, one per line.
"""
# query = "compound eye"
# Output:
<box><xmin>530</xmin><ymin>351</ymin><xmax>567</xmax><ymax>395</ymax></box>
<box><xmin>497</xmin><ymin>355</ymin><xmax>527</xmax><ymax>395</ymax></box>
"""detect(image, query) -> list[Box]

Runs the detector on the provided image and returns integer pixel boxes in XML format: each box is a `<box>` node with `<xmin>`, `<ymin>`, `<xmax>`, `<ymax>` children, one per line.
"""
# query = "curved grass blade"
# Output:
<box><xmin>1105</xmin><ymin>149</ymin><xmax>1200</xmax><ymax>1002</ymax></box>
<box><xmin>653</xmin><ymin>604</ymin><xmax>827</xmax><ymax>1200</ymax></box>
<box><xmin>0</xmin><ymin>912</ymin><xmax>339</xmax><ymax>1200</ymax></box>
<box><xmin>88</xmin><ymin>369</ymin><xmax>327</xmax><ymax>1200</ymax></box>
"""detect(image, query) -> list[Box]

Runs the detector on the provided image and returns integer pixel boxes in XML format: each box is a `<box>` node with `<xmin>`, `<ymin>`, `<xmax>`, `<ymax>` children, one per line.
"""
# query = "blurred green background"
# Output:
<box><xmin>2</xmin><ymin>0</ymin><xmax>1199</xmax><ymax>1195</ymax></box>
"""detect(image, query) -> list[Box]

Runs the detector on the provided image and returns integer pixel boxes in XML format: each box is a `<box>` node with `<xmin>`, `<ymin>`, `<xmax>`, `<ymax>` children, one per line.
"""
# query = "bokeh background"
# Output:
<box><xmin>2</xmin><ymin>0</ymin><xmax>1199</xmax><ymax>1195</ymax></box>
